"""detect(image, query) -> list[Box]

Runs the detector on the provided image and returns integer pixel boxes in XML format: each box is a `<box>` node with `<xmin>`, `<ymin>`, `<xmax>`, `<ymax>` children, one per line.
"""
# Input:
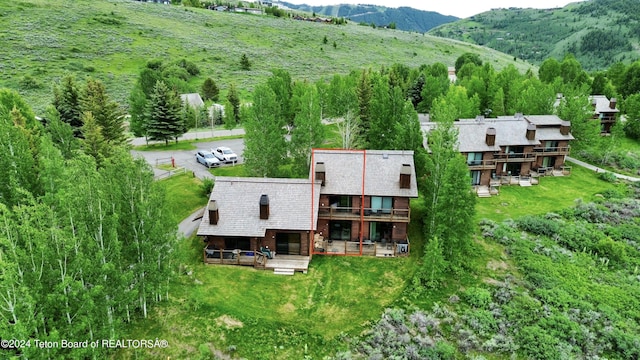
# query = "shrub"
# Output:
<box><xmin>201</xmin><ymin>178</ymin><xmax>214</xmax><ymax>198</ymax></box>
<box><xmin>463</xmin><ymin>287</ymin><xmax>492</xmax><ymax>309</ymax></box>
<box><xmin>596</xmin><ymin>237</ymin><xmax>628</xmax><ymax>266</ymax></box>
<box><xmin>517</xmin><ymin>325</ymin><xmax>561</xmax><ymax>360</ymax></box>
<box><xmin>516</xmin><ymin>215</ymin><xmax>561</xmax><ymax>238</ymax></box>
<box><xmin>597</xmin><ymin>171</ymin><xmax>617</xmax><ymax>183</ymax></box>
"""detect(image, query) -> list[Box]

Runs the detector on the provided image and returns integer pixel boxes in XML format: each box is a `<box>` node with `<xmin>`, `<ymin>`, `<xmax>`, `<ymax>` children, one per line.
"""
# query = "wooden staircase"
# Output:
<box><xmin>273</xmin><ymin>268</ymin><xmax>295</xmax><ymax>276</ymax></box>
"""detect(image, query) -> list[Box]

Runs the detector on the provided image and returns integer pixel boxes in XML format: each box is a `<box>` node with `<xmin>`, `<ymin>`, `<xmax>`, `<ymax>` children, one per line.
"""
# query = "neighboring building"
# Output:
<box><xmin>180</xmin><ymin>93</ymin><xmax>205</xmax><ymax>109</ymax></box>
<box><xmin>422</xmin><ymin>114</ymin><xmax>573</xmax><ymax>196</ymax></box>
<box><xmin>197</xmin><ymin>177</ymin><xmax>321</xmax><ymax>271</ymax></box>
<box><xmin>447</xmin><ymin>66</ymin><xmax>457</xmax><ymax>82</ymax></box>
<box><xmin>590</xmin><ymin>95</ymin><xmax>619</xmax><ymax>134</ymax></box>
<box><xmin>195</xmin><ymin>149</ymin><xmax>419</xmax><ymax>272</ymax></box>
<box><xmin>311</xmin><ymin>149</ymin><xmax>418</xmax><ymax>256</ymax></box>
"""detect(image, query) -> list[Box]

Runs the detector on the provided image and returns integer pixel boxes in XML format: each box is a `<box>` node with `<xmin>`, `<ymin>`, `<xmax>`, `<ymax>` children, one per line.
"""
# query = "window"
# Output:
<box><xmin>330</xmin><ymin>221</ymin><xmax>351</xmax><ymax>241</ymax></box>
<box><xmin>224</xmin><ymin>237</ymin><xmax>251</xmax><ymax>250</ymax></box>
<box><xmin>470</xmin><ymin>171</ymin><xmax>481</xmax><ymax>185</ymax></box>
<box><xmin>329</xmin><ymin>196</ymin><xmax>351</xmax><ymax>211</ymax></box>
<box><xmin>545</xmin><ymin>141</ymin><xmax>559</xmax><ymax>150</ymax></box>
<box><xmin>371</xmin><ymin>196</ymin><xmax>392</xmax><ymax>214</ymax></box>
<box><xmin>467</xmin><ymin>152</ymin><xmax>483</xmax><ymax>166</ymax></box>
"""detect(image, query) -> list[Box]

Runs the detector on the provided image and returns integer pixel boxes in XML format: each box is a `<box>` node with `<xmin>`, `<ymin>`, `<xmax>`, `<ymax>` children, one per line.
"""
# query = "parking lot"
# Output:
<box><xmin>130</xmin><ymin>138</ymin><xmax>245</xmax><ymax>180</ymax></box>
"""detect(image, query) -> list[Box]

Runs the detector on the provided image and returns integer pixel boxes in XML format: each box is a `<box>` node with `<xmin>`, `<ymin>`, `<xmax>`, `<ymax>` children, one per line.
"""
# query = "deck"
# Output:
<box><xmin>313</xmin><ymin>239</ymin><xmax>409</xmax><ymax>257</ymax></box>
<box><xmin>203</xmin><ymin>248</ymin><xmax>310</xmax><ymax>273</ymax></box>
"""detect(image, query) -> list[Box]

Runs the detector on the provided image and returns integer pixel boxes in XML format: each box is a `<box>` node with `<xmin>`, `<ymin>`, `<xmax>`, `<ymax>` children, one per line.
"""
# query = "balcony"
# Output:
<box><xmin>467</xmin><ymin>159</ymin><xmax>497</xmax><ymax>170</ymax></box>
<box><xmin>494</xmin><ymin>152</ymin><xmax>536</xmax><ymax>163</ymax></box>
<box><xmin>533</xmin><ymin>146</ymin><xmax>570</xmax><ymax>156</ymax></box>
<box><xmin>317</xmin><ymin>206</ymin><xmax>410</xmax><ymax>222</ymax></box>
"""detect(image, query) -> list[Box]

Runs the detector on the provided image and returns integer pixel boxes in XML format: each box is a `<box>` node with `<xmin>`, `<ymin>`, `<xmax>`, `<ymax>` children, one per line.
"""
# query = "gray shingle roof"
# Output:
<box><xmin>180</xmin><ymin>93</ymin><xmax>204</xmax><ymax>109</ymax></box>
<box><xmin>422</xmin><ymin>115</ymin><xmax>573</xmax><ymax>152</ymax></box>
<box><xmin>311</xmin><ymin>150</ymin><xmax>419</xmax><ymax>198</ymax></box>
<box><xmin>197</xmin><ymin>177</ymin><xmax>321</xmax><ymax>237</ymax></box>
<box><xmin>590</xmin><ymin>95</ymin><xmax>619</xmax><ymax>114</ymax></box>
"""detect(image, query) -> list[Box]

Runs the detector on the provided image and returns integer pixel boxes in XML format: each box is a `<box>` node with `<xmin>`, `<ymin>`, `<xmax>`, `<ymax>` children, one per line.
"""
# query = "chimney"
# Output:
<box><xmin>208</xmin><ymin>200</ymin><xmax>219</xmax><ymax>225</ymax></box>
<box><xmin>560</xmin><ymin>121</ymin><xmax>571</xmax><ymax>135</ymax></box>
<box><xmin>315</xmin><ymin>162</ymin><xmax>325</xmax><ymax>186</ymax></box>
<box><xmin>592</xmin><ymin>98</ymin><xmax>597</xmax><ymax>109</ymax></box>
<box><xmin>259</xmin><ymin>194</ymin><xmax>269</xmax><ymax>220</ymax></box>
<box><xmin>526</xmin><ymin>123</ymin><xmax>536</xmax><ymax>140</ymax></box>
<box><xmin>610</xmin><ymin>98</ymin><xmax>617</xmax><ymax>109</ymax></box>
<box><xmin>400</xmin><ymin>164</ymin><xmax>412</xmax><ymax>189</ymax></box>
<box><xmin>486</xmin><ymin>127</ymin><xmax>496</xmax><ymax>146</ymax></box>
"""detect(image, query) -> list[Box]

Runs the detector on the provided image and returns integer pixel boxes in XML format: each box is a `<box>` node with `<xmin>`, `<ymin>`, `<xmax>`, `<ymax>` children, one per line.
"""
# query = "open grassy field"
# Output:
<box><xmin>1</xmin><ymin>0</ymin><xmax>533</xmax><ymax>113</ymax></box>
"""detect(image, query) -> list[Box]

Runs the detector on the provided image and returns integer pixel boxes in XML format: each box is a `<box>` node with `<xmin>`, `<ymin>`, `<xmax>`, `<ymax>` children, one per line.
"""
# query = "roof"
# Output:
<box><xmin>590</xmin><ymin>95</ymin><xmax>619</xmax><ymax>114</ymax></box>
<box><xmin>311</xmin><ymin>149</ymin><xmax>419</xmax><ymax>198</ymax></box>
<box><xmin>180</xmin><ymin>93</ymin><xmax>204</xmax><ymax>109</ymax></box>
<box><xmin>421</xmin><ymin>114</ymin><xmax>573</xmax><ymax>152</ymax></box>
<box><xmin>197</xmin><ymin>177</ymin><xmax>321</xmax><ymax>237</ymax></box>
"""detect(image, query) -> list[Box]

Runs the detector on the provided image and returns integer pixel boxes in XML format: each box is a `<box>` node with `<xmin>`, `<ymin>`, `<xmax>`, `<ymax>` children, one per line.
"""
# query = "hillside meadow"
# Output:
<box><xmin>1</xmin><ymin>0</ymin><xmax>532</xmax><ymax>113</ymax></box>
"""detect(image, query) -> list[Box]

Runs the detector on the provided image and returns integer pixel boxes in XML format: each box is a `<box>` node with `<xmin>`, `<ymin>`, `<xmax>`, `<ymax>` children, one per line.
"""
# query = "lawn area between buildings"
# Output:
<box><xmin>475</xmin><ymin>165</ymin><xmax>623</xmax><ymax>222</ymax></box>
<box><xmin>119</xmin><ymin>162</ymin><xmax>626</xmax><ymax>359</ymax></box>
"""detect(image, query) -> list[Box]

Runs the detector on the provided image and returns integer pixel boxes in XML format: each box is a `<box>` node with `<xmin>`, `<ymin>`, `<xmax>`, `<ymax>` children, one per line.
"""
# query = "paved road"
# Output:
<box><xmin>130</xmin><ymin>132</ymin><xmax>245</xmax><ymax>180</ymax></box>
<box><xmin>566</xmin><ymin>156</ymin><xmax>640</xmax><ymax>182</ymax></box>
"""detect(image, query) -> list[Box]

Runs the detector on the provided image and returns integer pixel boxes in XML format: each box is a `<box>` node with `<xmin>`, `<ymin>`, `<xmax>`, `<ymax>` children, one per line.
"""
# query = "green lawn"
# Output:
<box><xmin>475</xmin><ymin>165</ymin><xmax>623</xmax><ymax>222</ymax></box>
<box><xmin>160</xmin><ymin>172</ymin><xmax>207</xmax><ymax>224</ymax></box>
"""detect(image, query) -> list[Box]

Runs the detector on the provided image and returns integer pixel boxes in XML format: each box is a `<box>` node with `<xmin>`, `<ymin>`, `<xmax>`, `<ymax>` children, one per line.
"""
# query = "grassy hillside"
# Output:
<box><xmin>428</xmin><ymin>0</ymin><xmax>640</xmax><ymax>70</ymax></box>
<box><xmin>0</xmin><ymin>0</ymin><xmax>531</xmax><ymax>113</ymax></box>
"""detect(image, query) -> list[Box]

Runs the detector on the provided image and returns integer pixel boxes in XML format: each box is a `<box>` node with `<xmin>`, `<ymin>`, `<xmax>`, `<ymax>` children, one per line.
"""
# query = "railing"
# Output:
<box><xmin>494</xmin><ymin>152</ymin><xmax>536</xmax><ymax>162</ymax></box>
<box><xmin>203</xmin><ymin>247</ymin><xmax>265</xmax><ymax>267</ymax></box>
<box><xmin>317</xmin><ymin>206</ymin><xmax>410</xmax><ymax>221</ymax></box>
<box><xmin>316</xmin><ymin>238</ymin><xmax>410</xmax><ymax>257</ymax></box>
<box><xmin>533</xmin><ymin>146</ymin><xmax>570</xmax><ymax>155</ymax></box>
<box><xmin>467</xmin><ymin>159</ymin><xmax>497</xmax><ymax>170</ymax></box>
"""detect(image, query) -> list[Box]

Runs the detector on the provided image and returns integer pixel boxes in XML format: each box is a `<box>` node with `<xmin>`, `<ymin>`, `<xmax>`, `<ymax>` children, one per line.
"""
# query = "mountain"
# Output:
<box><xmin>0</xmin><ymin>0</ymin><xmax>527</xmax><ymax>113</ymax></box>
<box><xmin>278</xmin><ymin>2</ymin><xmax>458</xmax><ymax>33</ymax></box>
<box><xmin>427</xmin><ymin>0</ymin><xmax>640</xmax><ymax>70</ymax></box>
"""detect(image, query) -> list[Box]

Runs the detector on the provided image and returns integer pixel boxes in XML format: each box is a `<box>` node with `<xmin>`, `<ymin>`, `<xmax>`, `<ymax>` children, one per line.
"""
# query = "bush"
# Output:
<box><xmin>517</xmin><ymin>325</ymin><xmax>561</xmax><ymax>360</ymax></box>
<box><xmin>462</xmin><ymin>287</ymin><xmax>492</xmax><ymax>309</ymax></box>
<box><xmin>598</xmin><ymin>171</ymin><xmax>618</xmax><ymax>183</ymax></box>
<box><xmin>201</xmin><ymin>178</ymin><xmax>214</xmax><ymax>198</ymax></box>
<box><xmin>596</xmin><ymin>237</ymin><xmax>628</xmax><ymax>266</ymax></box>
<box><xmin>516</xmin><ymin>215</ymin><xmax>561</xmax><ymax>238</ymax></box>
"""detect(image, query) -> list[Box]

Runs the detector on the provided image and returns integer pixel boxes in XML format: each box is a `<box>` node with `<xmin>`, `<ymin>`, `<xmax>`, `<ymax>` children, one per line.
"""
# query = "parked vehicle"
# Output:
<box><xmin>196</xmin><ymin>150</ymin><xmax>221</xmax><ymax>168</ymax></box>
<box><xmin>212</xmin><ymin>146</ymin><xmax>238</xmax><ymax>163</ymax></box>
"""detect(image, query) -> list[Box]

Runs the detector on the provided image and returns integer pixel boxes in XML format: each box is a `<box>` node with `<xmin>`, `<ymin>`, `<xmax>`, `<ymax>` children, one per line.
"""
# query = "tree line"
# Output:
<box><xmin>0</xmin><ymin>85</ymin><xmax>175</xmax><ymax>358</ymax></box>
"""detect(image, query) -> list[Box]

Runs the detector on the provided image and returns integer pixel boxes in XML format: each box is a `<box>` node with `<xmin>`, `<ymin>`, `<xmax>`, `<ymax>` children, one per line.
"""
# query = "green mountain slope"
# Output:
<box><xmin>428</xmin><ymin>0</ymin><xmax>640</xmax><ymax>70</ymax></box>
<box><xmin>279</xmin><ymin>2</ymin><xmax>459</xmax><ymax>32</ymax></box>
<box><xmin>0</xmin><ymin>0</ymin><xmax>528</xmax><ymax>113</ymax></box>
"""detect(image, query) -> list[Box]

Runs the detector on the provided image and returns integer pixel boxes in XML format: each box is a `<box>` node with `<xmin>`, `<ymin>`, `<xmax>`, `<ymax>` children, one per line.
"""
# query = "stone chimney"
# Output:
<box><xmin>526</xmin><ymin>123</ymin><xmax>536</xmax><ymax>140</ymax></box>
<box><xmin>259</xmin><ymin>194</ymin><xmax>269</xmax><ymax>220</ymax></box>
<box><xmin>486</xmin><ymin>127</ymin><xmax>496</xmax><ymax>146</ymax></box>
<box><xmin>560</xmin><ymin>121</ymin><xmax>571</xmax><ymax>135</ymax></box>
<box><xmin>610</xmin><ymin>98</ymin><xmax>617</xmax><ymax>109</ymax></box>
<box><xmin>208</xmin><ymin>200</ymin><xmax>219</xmax><ymax>225</ymax></box>
<box><xmin>400</xmin><ymin>164</ymin><xmax>411</xmax><ymax>189</ymax></box>
<box><xmin>315</xmin><ymin>162</ymin><xmax>325</xmax><ymax>186</ymax></box>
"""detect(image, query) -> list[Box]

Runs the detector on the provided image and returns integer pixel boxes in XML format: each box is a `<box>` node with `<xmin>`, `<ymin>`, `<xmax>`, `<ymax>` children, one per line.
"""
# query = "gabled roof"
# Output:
<box><xmin>197</xmin><ymin>177</ymin><xmax>321</xmax><ymax>238</ymax></box>
<box><xmin>311</xmin><ymin>149</ymin><xmax>419</xmax><ymax>198</ymax></box>
<box><xmin>180</xmin><ymin>93</ymin><xmax>204</xmax><ymax>109</ymax></box>
<box><xmin>590</xmin><ymin>95</ymin><xmax>619</xmax><ymax>114</ymax></box>
<box><xmin>421</xmin><ymin>114</ymin><xmax>573</xmax><ymax>152</ymax></box>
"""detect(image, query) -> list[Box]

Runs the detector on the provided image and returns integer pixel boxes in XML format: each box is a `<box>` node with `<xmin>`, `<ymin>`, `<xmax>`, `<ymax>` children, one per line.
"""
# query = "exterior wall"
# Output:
<box><xmin>350</xmin><ymin>221</ymin><xmax>360</xmax><ymax>241</ymax></box>
<box><xmin>263</xmin><ymin>229</ymin><xmax>310</xmax><ymax>256</ymax></box>
<box><xmin>392</xmin><ymin>223</ymin><xmax>407</xmax><ymax>241</ymax></box>
<box><xmin>394</xmin><ymin>197</ymin><xmax>409</xmax><ymax>210</ymax></box>
<box><xmin>319</xmin><ymin>195</ymin><xmax>330</xmax><ymax>208</ymax></box>
<box><xmin>317</xmin><ymin>219</ymin><xmax>330</xmax><ymax>239</ymax></box>
<box><xmin>480</xmin><ymin>170</ymin><xmax>493</xmax><ymax>186</ymax></box>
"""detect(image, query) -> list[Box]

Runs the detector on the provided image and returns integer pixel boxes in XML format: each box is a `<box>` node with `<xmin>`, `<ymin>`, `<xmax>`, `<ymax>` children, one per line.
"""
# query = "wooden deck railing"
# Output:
<box><xmin>203</xmin><ymin>248</ymin><xmax>267</xmax><ymax>267</ymax></box>
<box><xmin>494</xmin><ymin>152</ymin><xmax>536</xmax><ymax>162</ymax></box>
<box><xmin>467</xmin><ymin>159</ymin><xmax>497</xmax><ymax>170</ymax></box>
<box><xmin>317</xmin><ymin>206</ymin><xmax>410</xmax><ymax>221</ymax></box>
<box><xmin>316</xmin><ymin>238</ymin><xmax>410</xmax><ymax>257</ymax></box>
<box><xmin>533</xmin><ymin>146</ymin><xmax>570</xmax><ymax>155</ymax></box>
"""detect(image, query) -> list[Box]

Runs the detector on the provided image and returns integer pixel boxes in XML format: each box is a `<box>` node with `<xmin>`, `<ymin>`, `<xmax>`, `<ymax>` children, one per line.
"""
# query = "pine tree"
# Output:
<box><xmin>81</xmin><ymin>78</ymin><xmax>126</xmax><ymax>146</ymax></box>
<box><xmin>240</xmin><ymin>53</ymin><xmax>251</xmax><ymax>70</ymax></box>
<box><xmin>80</xmin><ymin>111</ymin><xmax>109</xmax><ymax>166</ymax></box>
<box><xmin>356</xmin><ymin>69</ymin><xmax>372</xmax><ymax>133</ymax></box>
<box><xmin>201</xmin><ymin>77</ymin><xmax>220</xmax><ymax>101</ymax></box>
<box><xmin>226</xmin><ymin>83</ymin><xmax>241</xmax><ymax>125</ymax></box>
<box><xmin>53</xmin><ymin>75</ymin><xmax>82</xmax><ymax>136</ymax></box>
<box><xmin>145</xmin><ymin>80</ymin><xmax>185</xmax><ymax>145</ymax></box>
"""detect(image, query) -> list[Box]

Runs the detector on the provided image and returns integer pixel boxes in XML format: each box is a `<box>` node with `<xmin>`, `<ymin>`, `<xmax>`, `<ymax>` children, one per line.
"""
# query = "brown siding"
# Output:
<box><xmin>395</xmin><ymin>197</ymin><xmax>409</xmax><ymax>210</ymax></box>
<box><xmin>362</xmin><ymin>221</ymin><xmax>370</xmax><ymax>240</ymax></box>
<box><xmin>392</xmin><ymin>223</ymin><xmax>407</xmax><ymax>241</ymax></box>
<box><xmin>352</xmin><ymin>196</ymin><xmax>361</xmax><ymax>214</ymax></box>
<box><xmin>480</xmin><ymin>170</ymin><xmax>493</xmax><ymax>186</ymax></box>
<box><xmin>317</xmin><ymin>219</ymin><xmax>329</xmax><ymax>238</ymax></box>
<box><xmin>319</xmin><ymin>195</ymin><xmax>330</xmax><ymax>208</ymax></box>
<box><xmin>351</xmin><ymin>221</ymin><xmax>360</xmax><ymax>241</ymax></box>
